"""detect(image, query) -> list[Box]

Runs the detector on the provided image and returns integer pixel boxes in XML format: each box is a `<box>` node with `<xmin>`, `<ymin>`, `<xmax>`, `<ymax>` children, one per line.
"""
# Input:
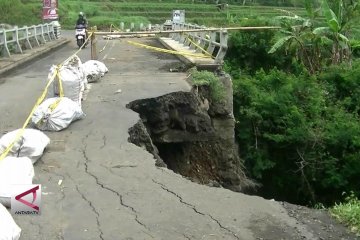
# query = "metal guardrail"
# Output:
<box><xmin>171</xmin><ymin>22</ymin><xmax>228</xmax><ymax>64</ymax></box>
<box><xmin>0</xmin><ymin>23</ymin><xmax>57</xmax><ymax>57</ymax></box>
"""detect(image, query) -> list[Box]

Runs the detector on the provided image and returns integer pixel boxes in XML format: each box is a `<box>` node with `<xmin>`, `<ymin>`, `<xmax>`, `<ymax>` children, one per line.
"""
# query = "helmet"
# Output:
<box><xmin>79</xmin><ymin>12</ymin><xmax>84</xmax><ymax>17</ymax></box>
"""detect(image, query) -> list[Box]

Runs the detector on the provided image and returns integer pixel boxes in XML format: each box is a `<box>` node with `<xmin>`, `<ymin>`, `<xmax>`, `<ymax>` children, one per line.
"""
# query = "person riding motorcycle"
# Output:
<box><xmin>76</xmin><ymin>12</ymin><xmax>88</xmax><ymax>28</ymax></box>
<box><xmin>75</xmin><ymin>12</ymin><xmax>88</xmax><ymax>44</ymax></box>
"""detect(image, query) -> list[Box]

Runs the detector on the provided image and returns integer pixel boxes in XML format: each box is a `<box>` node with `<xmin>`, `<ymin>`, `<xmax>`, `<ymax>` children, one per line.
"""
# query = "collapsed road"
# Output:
<box><xmin>0</xmin><ymin>35</ymin><xmax>357</xmax><ymax>240</ymax></box>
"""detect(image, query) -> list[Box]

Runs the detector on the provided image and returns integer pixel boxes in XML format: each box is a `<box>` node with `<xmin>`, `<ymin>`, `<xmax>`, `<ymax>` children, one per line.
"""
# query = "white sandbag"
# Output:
<box><xmin>82</xmin><ymin>60</ymin><xmax>108</xmax><ymax>83</ymax></box>
<box><xmin>32</xmin><ymin>97</ymin><xmax>85</xmax><ymax>131</ymax></box>
<box><xmin>0</xmin><ymin>203</ymin><xmax>21</xmax><ymax>240</ymax></box>
<box><xmin>0</xmin><ymin>129</ymin><xmax>50</xmax><ymax>164</ymax></box>
<box><xmin>47</xmin><ymin>55</ymin><xmax>86</xmax><ymax>107</ymax></box>
<box><xmin>0</xmin><ymin>157</ymin><xmax>34</xmax><ymax>207</ymax></box>
<box><xmin>84</xmin><ymin>60</ymin><xmax>108</xmax><ymax>74</ymax></box>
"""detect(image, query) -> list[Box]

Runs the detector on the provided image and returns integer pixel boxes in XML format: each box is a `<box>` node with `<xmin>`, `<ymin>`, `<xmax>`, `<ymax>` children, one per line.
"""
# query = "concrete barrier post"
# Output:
<box><xmin>120</xmin><ymin>22</ymin><xmax>124</xmax><ymax>31</ymax></box>
<box><xmin>206</xmin><ymin>32</ymin><xmax>217</xmax><ymax>56</ymax></box>
<box><xmin>45</xmin><ymin>24</ymin><xmax>52</xmax><ymax>41</ymax></box>
<box><xmin>1</xmin><ymin>29</ymin><xmax>11</xmax><ymax>57</ymax></box>
<box><xmin>14</xmin><ymin>27</ymin><xmax>23</xmax><ymax>54</ymax></box>
<box><xmin>198</xmin><ymin>25</ymin><xmax>207</xmax><ymax>51</ymax></box>
<box><xmin>24</xmin><ymin>26</ymin><xmax>33</xmax><ymax>49</ymax></box>
<box><xmin>179</xmin><ymin>24</ymin><xmax>186</xmax><ymax>43</ymax></box>
<box><xmin>31</xmin><ymin>26</ymin><xmax>40</xmax><ymax>46</ymax></box>
<box><xmin>52</xmin><ymin>21</ymin><xmax>61</xmax><ymax>39</ymax></box>
<box><xmin>215</xmin><ymin>29</ymin><xmax>228</xmax><ymax>64</ymax></box>
<box><xmin>49</xmin><ymin>24</ymin><xmax>56</xmax><ymax>40</ymax></box>
<box><xmin>40</xmin><ymin>25</ymin><xmax>46</xmax><ymax>43</ymax></box>
<box><xmin>184</xmin><ymin>24</ymin><xmax>193</xmax><ymax>46</ymax></box>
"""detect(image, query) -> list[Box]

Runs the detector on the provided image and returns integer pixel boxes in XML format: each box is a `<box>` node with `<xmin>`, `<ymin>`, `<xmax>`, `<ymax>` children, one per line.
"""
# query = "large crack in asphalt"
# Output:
<box><xmin>152</xmin><ymin>179</ymin><xmax>241</xmax><ymax>240</ymax></box>
<box><xmin>81</xmin><ymin>133</ymin><xmax>154</xmax><ymax>237</ymax></box>
<box><xmin>75</xmin><ymin>185</ymin><xmax>105</xmax><ymax>240</ymax></box>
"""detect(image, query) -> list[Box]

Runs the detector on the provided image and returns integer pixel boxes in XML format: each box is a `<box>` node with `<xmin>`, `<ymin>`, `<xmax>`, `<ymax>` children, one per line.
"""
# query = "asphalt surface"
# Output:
<box><xmin>0</xmin><ymin>33</ymin><xmax>355</xmax><ymax>240</ymax></box>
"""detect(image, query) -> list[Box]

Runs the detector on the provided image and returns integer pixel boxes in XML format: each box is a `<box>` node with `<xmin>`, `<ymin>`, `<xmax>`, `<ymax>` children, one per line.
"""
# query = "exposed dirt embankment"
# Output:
<box><xmin>127</xmin><ymin>73</ymin><xmax>254</xmax><ymax>192</ymax></box>
<box><xmin>126</xmin><ymin>70</ymin><xmax>359</xmax><ymax>240</ymax></box>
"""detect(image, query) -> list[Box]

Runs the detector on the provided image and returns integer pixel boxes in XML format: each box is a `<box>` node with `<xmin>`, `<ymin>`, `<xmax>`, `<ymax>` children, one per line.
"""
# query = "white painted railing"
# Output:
<box><xmin>171</xmin><ymin>22</ymin><xmax>228</xmax><ymax>64</ymax></box>
<box><xmin>0</xmin><ymin>23</ymin><xmax>57</xmax><ymax>57</ymax></box>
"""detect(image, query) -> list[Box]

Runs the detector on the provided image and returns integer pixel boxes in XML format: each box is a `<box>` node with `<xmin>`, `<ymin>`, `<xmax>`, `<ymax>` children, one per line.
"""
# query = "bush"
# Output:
<box><xmin>189</xmin><ymin>68</ymin><xmax>225</xmax><ymax>103</ymax></box>
<box><xmin>225</xmin><ymin>17</ymin><xmax>293</xmax><ymax>76</ymax></box>
<box><xmin>0</xmin><ymin>0</ymin><xmax>40</xmax><ymax>26</ymax></box>
<box><xmin>331</xmin><ymin>192</ymin><xmax>360</xmax><ymax>235</ymax></box>
<box><xmin>233</xmin><ymin>64</ymin><xmax>360</xmax><ymax>205</ymax></box>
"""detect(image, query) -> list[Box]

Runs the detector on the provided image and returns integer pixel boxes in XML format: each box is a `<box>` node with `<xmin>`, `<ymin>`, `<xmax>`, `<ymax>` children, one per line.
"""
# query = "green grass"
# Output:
<box><xmin>189</xmin><ymin>68</ymin><xmax>225</xmax><ymax>103</ymax></box>
<box><xmin>0</xmin><ymin>0</ymin><xmax>306</xmax><ymax>29</ymax></box>
<box><xmin>331</xmin><ymin>192</ymin><xmax>360</xmax><ymax>236</ymax></box>
<box><xmin>66</xmin><ymin>1</ymin><xmax>306</xmax><ymax>29</ymax></box>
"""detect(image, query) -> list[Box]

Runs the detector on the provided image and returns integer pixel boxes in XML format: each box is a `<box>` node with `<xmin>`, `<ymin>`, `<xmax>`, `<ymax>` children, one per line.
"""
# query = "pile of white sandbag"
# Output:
<box><xmin>0</xmin><ymin>129</ymin><xmax>50</xmax><ymax>164</ymax></box>
<box><xmin>47</xmin><ymin>55</ymin><xmax>86</xmax><ymax>107</ymax></box>
<box><xmin>0</xmin><ymin>203</ymin><xmax>21</xmax><ymax>240</ymax></box>
<box><xmin>0</xmin><ymin>130</ymin><xmax>43</xmax><ymax>239</ymax></box>
<box><xmin>82</xmin><ymin>60</ymin><xmax>108</xmax><ymax>83</ymax></box>
<box><xmin>0</xmin><ymin>156</ymin><xmax>34</xmax><ymax>207</ymax></box>
<box><xmin>0</xmin><ymin>55</ymin><xmax>108</xmax><ymax>239</ymax></box>
<box><xmin>32</xmin><ymin>97</ymin><xmax>85</xmax><ymax>131</ymax></box>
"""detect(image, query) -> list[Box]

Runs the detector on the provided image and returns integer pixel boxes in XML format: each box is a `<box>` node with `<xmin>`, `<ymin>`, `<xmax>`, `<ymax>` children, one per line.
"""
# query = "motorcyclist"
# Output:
<box><xmin>76</xmin><ymin>12</ymin><xmax>88</xmax><ymax>28</ymax></box>
<box><xmin>75</xmin><ymin>12</ymin><xmax>88</xmax><ymax>43</ymax></box>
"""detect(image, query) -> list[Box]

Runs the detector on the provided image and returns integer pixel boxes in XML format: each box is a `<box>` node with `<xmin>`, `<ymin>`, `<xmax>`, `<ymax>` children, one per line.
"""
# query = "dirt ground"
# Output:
<box><xmin>282</xmin><ymin>202</ymin><xmax>359</xmax><ymax>240</ymax></box>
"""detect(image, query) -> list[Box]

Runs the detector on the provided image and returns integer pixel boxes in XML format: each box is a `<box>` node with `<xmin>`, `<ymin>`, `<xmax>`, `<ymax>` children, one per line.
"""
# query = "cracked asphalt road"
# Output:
<box><xmin>1</xmin><ymin>35</ymin><xmax>355</xmax><ymax>240</ymax></box>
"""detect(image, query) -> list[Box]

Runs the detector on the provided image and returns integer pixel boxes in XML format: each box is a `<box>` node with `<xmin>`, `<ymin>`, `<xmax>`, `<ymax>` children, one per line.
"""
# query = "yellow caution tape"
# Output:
<box><xmin>110</xmin><ymin>23</ymin><xmax>123</xmax><ymax>33</ymax></box>
<box><xmin>99</xmin><ymin>25</ymin><xmax>114</xmax><ymax>53</ymax></box>
<box><xmin>62</xmin><ymin>32</ymin><xmax>93</xmax><ymax>65</ymax></box>
<box><xmin>127</xmin><ymin>40</ymin><xmax>212</xmax><ymax>59</ymax></box>
<box><xmin>48</xmin><ymin>71</ymin><xmax>65</xmax><ymax>112</ymax></box>
<box><xmin>184</xmin><ymin>34</ymin><xmax>214</xmax><ymax>59</ymax></box>
<box><xmin>0</xmin><ymin>30</ymin><xmax>95</xmax><ymax>161</ymax></box>
<box><xmin>0</xmin><ymin>67</ymin><xmax>60</xmax><ymax>161</ymax></box>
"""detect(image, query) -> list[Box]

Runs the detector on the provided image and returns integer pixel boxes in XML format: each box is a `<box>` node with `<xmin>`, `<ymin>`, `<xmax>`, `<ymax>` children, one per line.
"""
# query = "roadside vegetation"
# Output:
<box><xmin>1</xmin><ymin>0</ymin><xmax>307</xmax><ymax>28</ymax></box>
<box><xmin>331</xmin><ymin>192</ymin><xmax>360</xmax><ymax>235</ymax></box>
<box><xmin>225</xmin><ymin>0</ymin><xmax>360</xmax><ymax>208</ymax></box>
<box><xmin>189</xmin><ymin>68</ymin><xmax>226</xmax><ymax>102</ymax></box>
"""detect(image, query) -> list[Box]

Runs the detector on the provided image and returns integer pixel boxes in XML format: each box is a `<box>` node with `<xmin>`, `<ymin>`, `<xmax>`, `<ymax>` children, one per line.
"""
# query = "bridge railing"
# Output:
<box><xmin>171</xmin><ymin>22</ymin><xmax>228</xmax><ymax>64</ymax></box>
<box><xmin>0</xmin><ymin>23</ymin><xmax>57</xmax><ymax>58</ymax></box>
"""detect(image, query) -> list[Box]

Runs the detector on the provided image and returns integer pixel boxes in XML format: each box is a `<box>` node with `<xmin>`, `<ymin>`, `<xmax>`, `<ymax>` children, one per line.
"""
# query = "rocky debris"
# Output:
<box><xmin>127</xmin><ymin>73</ymin><xmax>255</xmax><ymax>192</ymax></box>
<box><xmin>127</xmin><ymin>91</ymin><xmax>214</xmax><ymax>136</ymax></box>
<box><xmin>128</xmin><ymin>120</ymin><xmax>166</xmax><ymax>167</ymax></box>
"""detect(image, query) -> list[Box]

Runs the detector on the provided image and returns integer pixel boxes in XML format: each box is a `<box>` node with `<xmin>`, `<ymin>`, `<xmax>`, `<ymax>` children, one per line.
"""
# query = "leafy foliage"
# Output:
<box><xmin>189</xmin><ymin>68</ymin><xmax>225</xmax><ymax>103</ymax></box>
<box><xmin>232</xmin><ymin>63</ymin><xmax>360</xmax><ymax>205</ymax></box>
<box><xmin>0</xmin><ymin>0</ymin><xmax>41</xmax><ymax>26</ymax></box>
<box><xmin>331</xmin><ymin>192</ymin><xmax>360</xmax><ymax>235</ymax></box>
<box><xmin>268</xmin><ymin>0</ymin><xmax>359</xmax><ymax>72</ymax></box>
<box><xmin>225</xmin><ymin>18</ymin><xmax>293</xmax><ymax>76</ymax></box>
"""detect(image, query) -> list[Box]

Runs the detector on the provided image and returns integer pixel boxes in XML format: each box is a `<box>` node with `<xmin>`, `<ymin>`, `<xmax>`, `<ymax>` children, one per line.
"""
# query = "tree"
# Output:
<box><xmin>269</xmin><ymin>0</ymin><xmax>359</xmax><ymax>72</ymax></box>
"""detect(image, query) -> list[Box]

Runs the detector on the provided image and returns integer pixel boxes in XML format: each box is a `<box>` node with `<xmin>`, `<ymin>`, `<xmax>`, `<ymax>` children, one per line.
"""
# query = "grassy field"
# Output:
<box><xmin>2</xmin><ymin>0</ymin><xmax>306</xmax><ymax>29</ymax></box>
<box><xmin>59</xmin><ymin>1</ymin><xmax>306</xmax><ymax>28</ymax></box>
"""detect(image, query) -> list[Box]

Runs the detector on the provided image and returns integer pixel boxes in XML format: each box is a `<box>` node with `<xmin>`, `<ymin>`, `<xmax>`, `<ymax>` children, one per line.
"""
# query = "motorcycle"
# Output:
<box><xmin>75</xmin><ymin>24</ymin><xmax>87</xmax><ymax>48</ymax></box>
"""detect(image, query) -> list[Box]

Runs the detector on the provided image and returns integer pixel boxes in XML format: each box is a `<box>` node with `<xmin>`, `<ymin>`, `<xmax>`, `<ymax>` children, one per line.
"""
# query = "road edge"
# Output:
<box><xmin>0</xmin><ymin>38</ymin><xmax>70</xmax><ymax>77</ymax></box>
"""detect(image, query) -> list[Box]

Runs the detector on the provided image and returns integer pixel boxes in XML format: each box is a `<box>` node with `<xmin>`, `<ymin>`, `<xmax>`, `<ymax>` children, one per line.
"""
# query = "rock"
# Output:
<box><xmin>127</xmin><ymin>87</ymin><xmax>254</xmax><ymax>192</ymax></box>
